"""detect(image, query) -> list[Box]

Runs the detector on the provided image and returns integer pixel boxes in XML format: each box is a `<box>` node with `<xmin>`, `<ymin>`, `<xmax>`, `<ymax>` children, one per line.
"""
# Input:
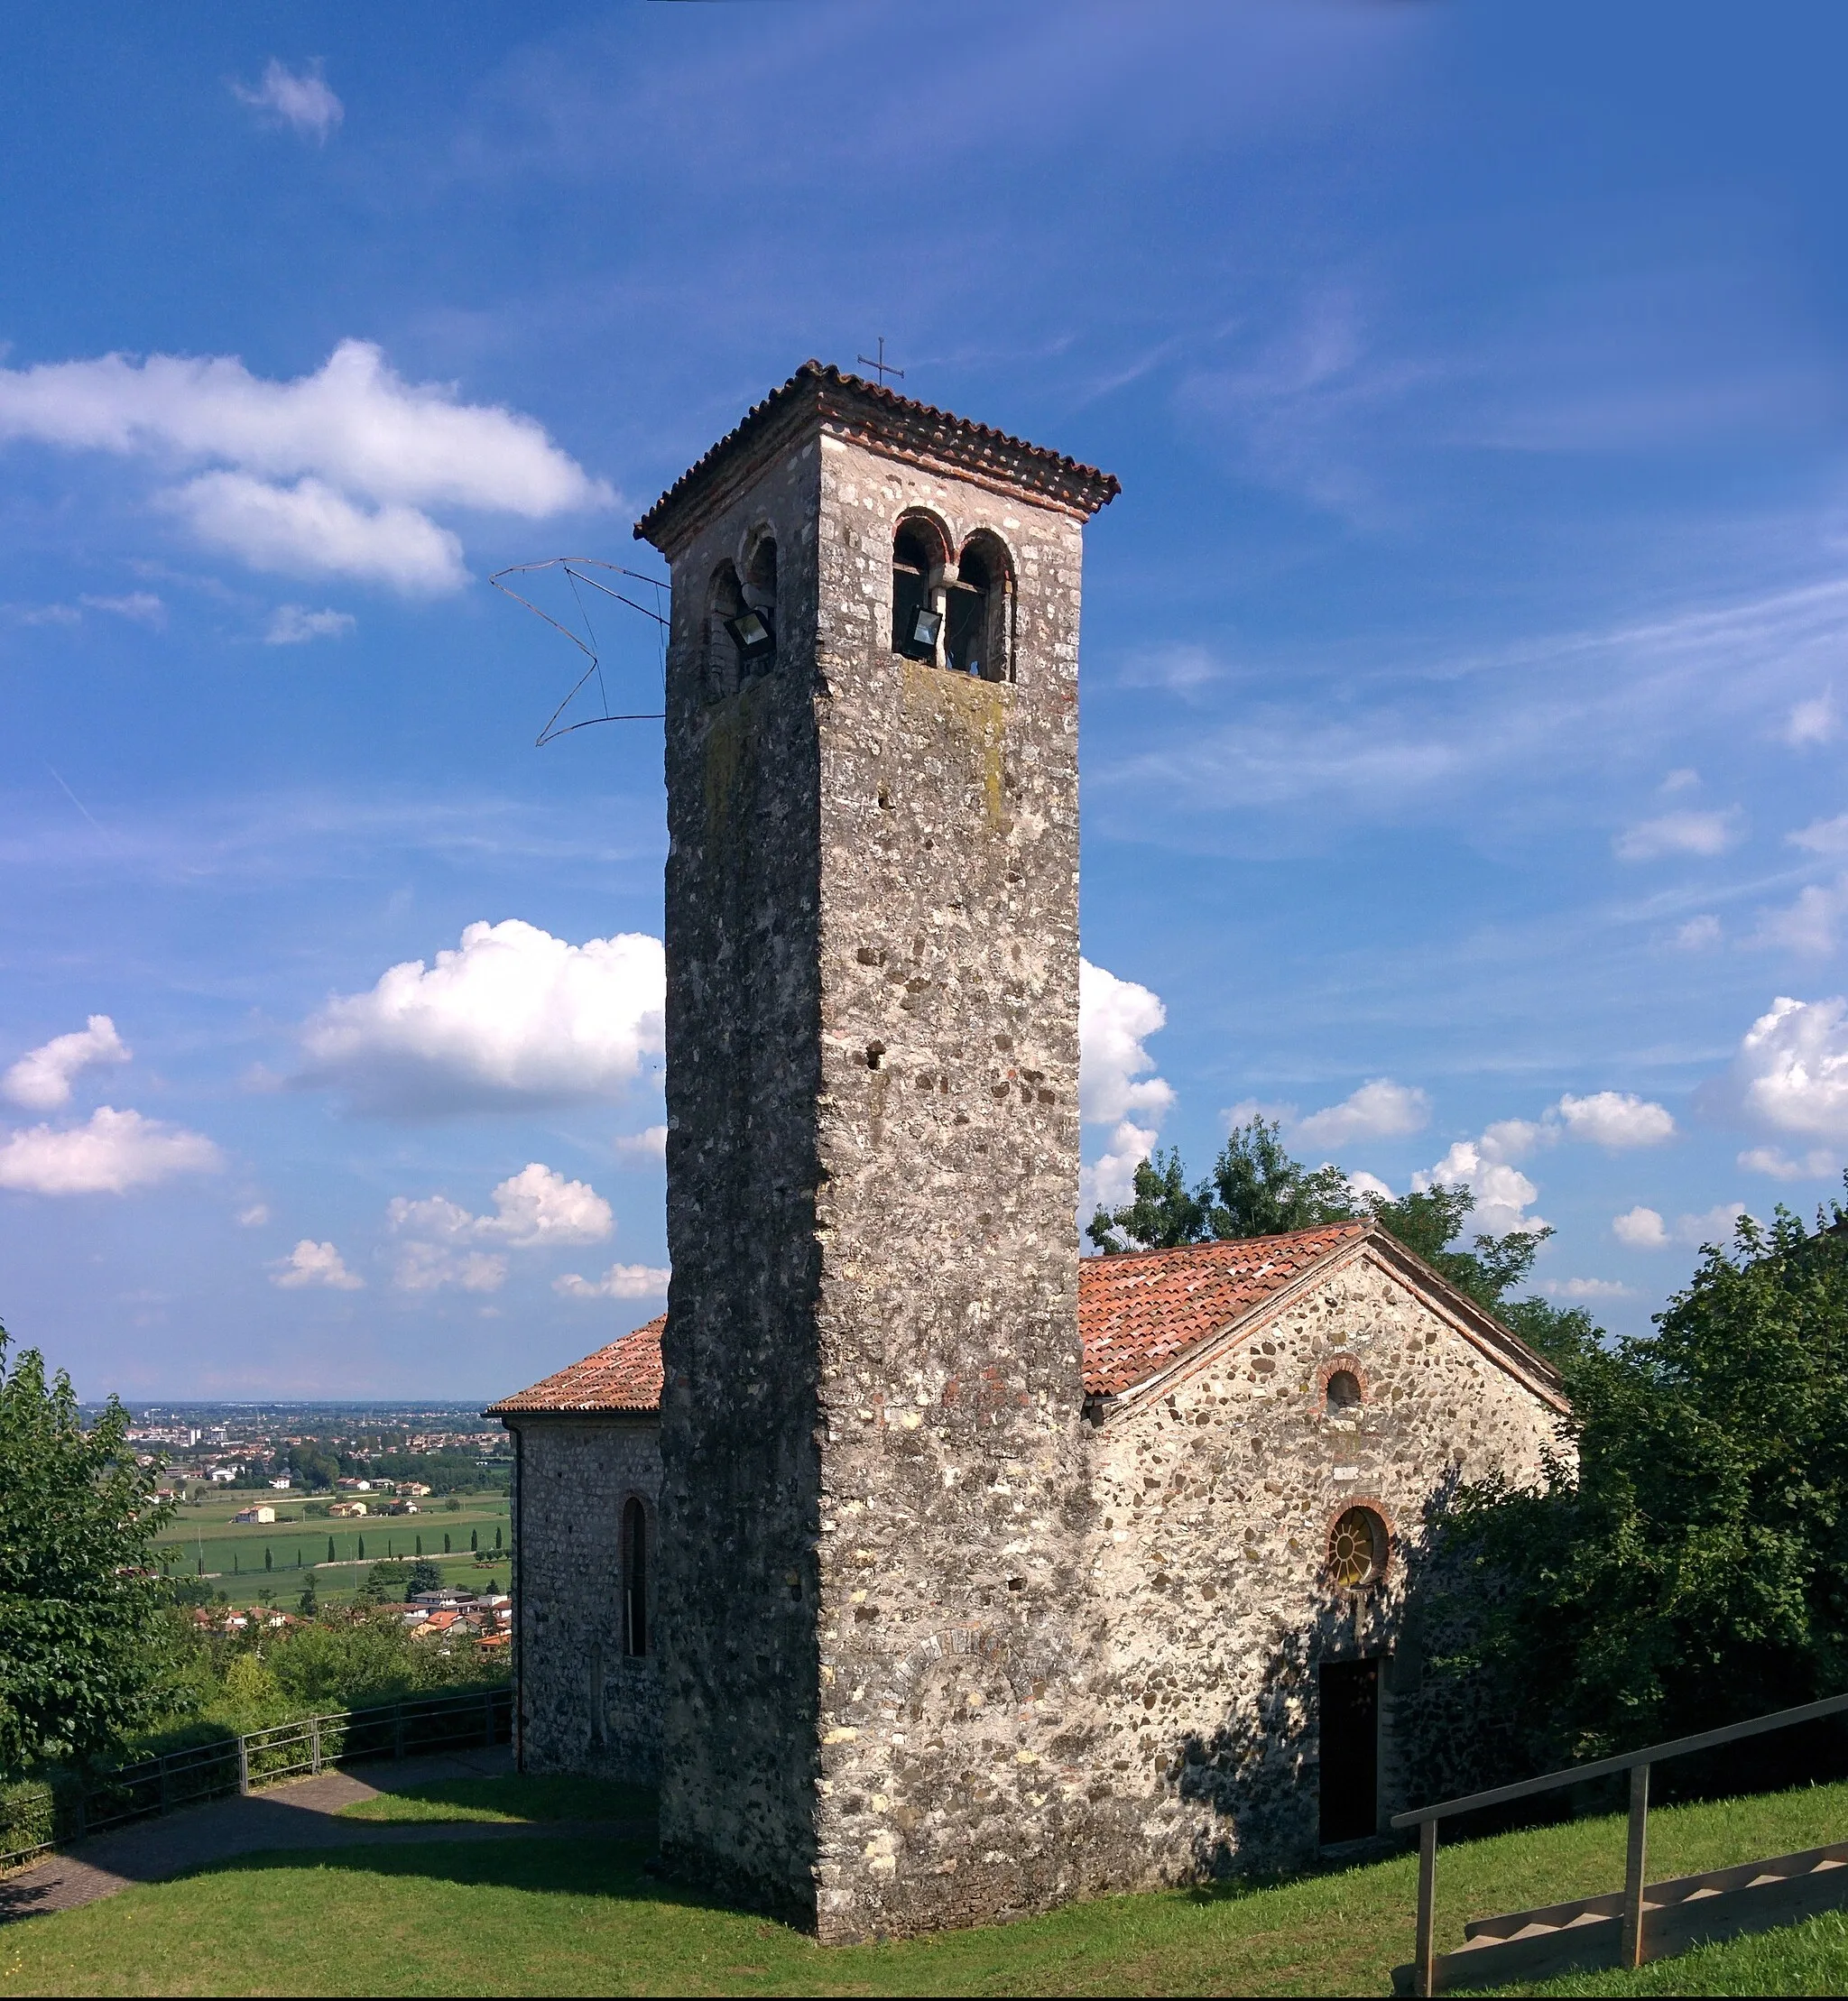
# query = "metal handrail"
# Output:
<box><xmin>1</xmin><ymin>1685</ymin><xmax>511</xmax><ymax>1874</ymax></box>
<box><xmin>1390</xmin><ymin>1689</ymin><xmax>1848</xmax><ymax>1996</ymax></box>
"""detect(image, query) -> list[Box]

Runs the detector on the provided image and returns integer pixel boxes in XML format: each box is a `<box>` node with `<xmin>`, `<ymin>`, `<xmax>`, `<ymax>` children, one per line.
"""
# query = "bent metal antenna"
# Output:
<box><xmin>489</xmin><ymin>557</ymin><xmax>669</xmax><ymax>746</ymax></box>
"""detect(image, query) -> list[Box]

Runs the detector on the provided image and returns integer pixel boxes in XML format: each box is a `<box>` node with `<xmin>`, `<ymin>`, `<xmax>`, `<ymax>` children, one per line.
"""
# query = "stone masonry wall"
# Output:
<box><xmin>1083</xmin><ymin>1246</ymin><xmax>1566</xmax><ymax>1881</ymax></box>
<box><xmin>512</xmin><ymin>1416</ymin><xmax>662</xmax><ymax>1784</ymax></box>
<box><xmin>800</xmin><ymin>437</ymin><xmax>1114</xmax><ymax>1941</ymax></box>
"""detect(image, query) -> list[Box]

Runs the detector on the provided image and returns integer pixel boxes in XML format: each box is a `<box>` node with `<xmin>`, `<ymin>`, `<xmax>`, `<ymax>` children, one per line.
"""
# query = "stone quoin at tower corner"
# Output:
<box><xmin>490</xmin><ymin>364</ymin><xmax>1567</xmax><ymax>1944</ymax></box>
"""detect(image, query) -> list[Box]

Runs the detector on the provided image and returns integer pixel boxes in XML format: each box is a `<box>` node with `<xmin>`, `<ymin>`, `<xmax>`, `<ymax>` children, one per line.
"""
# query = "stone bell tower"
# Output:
<box><xmin>635</xmin><ymin>363</ymin><xmax>1118</xmax><ymax>1941</ymax></box>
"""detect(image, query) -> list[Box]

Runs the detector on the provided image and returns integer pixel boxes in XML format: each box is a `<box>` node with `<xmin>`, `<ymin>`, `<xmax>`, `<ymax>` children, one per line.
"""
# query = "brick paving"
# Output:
<box><xmin>0</xmin><ymin>1747</ymin><xmax>651</xmax><ymax>1924</ymax></box>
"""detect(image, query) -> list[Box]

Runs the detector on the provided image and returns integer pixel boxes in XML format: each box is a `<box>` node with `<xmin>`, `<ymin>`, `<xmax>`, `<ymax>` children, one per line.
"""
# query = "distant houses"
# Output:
<box><xmin>230</xmin><ymin>1504</ymin><xmax>276</xmax><ymax>1525</ymax></box>
<box><xmin>327</xmin><ymin>1499</ymin><xmax>368</xmax><ymax>1517</ymax></box>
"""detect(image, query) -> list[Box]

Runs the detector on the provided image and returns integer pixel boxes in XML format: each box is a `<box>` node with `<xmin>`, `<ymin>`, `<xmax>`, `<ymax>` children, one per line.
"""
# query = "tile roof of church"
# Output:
<box><xmin>486</xmin><ymin>1314</ymin><xmax>664</xmax><ymax>1415</ymax></box>
<box><xmin>1076</xmin><ymin>1221</ymin><xmax>1372</xmax><ymax>1397</ymax></box>
<box><xmin>633</xmin><ymin>360</ymin><xmax>1121</xmax><ymax>552</ymax></box>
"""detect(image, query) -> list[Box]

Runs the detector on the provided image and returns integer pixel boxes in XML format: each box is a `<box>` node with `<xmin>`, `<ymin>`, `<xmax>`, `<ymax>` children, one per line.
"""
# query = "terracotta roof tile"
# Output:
<box><xmin>486</xmin><ymin>1315</ymin><xmax>665</xmax><ymax>1415</ymax></box>
<box><xmin>633</xmin><ymin>361</ymin><xmax>1120</xmax><ymax>551</ymax></box>
<box><xmin>1077</xmin><ymin>1223</ymin><xmax>1371</xmax><ymax>1397</ymax></box>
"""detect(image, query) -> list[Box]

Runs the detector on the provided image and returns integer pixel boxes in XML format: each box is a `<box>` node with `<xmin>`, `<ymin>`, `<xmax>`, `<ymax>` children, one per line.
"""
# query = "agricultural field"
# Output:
<box><xmin>152</xmin><ymin>1490</ymin><xmax>510</xmax><ymax>1603</ymax></box>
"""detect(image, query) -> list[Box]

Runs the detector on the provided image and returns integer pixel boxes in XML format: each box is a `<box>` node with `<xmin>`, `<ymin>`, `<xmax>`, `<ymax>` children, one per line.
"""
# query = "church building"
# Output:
<box><xmin>488</xmin><ymin>364</ymin><xmax>1567</xmax><ymax>1942</ymax></box>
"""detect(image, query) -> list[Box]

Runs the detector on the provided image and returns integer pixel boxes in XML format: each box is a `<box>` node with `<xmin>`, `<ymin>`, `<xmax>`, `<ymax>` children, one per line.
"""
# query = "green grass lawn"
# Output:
<box><xmin>337</xmin><ymin>1774</ymin><xmax>655</xmax><ymax>1824</ymax></box>
<box><xmin>3</xmin><ymin>1777</ymin><xmax>1847</xmax><ymax>1996</ymax></box>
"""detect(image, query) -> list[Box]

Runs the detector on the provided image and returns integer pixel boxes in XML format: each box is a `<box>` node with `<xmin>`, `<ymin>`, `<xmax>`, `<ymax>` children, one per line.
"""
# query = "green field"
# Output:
<box><xmin>5</xmin><ymin>1774</ymin><xmax>1848</xmax><ymax>1995</ymax></box>
<box><xmin>152</xmin><ymin>1490</ymin><xmax>510</xmax><ymax>1601</ymax></box>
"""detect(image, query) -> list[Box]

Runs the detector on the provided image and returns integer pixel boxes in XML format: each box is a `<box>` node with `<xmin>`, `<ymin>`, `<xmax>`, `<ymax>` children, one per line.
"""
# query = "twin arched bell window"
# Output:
<box><xmin>892</xmin><ymin>517</ymin><xmax>1013</xmax><ymax>682</ymax></box>
<box><xmin>703</xmin><ymin>531</ymin><xmax>779</xmax><ymax>700</ymax></box>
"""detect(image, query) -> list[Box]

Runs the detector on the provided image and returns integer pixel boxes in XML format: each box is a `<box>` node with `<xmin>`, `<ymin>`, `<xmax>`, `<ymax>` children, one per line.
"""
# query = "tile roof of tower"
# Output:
<box><xmin>487</xmin><ymin>1222</ymin><xmax>1563</xmax><ymax>1418</ymax></box>
<box><xmin>633</xmin><ymin>360</ymin><xmax>1121</xmax><ymax>552</ymax></box>
<box><xmin>485</xmin><ymin>1314</ymin><xmax>665</xmax><ymax>1415</ymax></box>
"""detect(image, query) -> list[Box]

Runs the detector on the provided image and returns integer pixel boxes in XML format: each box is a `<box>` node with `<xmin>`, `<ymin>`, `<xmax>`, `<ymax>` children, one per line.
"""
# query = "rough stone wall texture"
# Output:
<box><xmin>651</xmin><ymin>418</ymin><xmax>1113</xmax><ymax>1938</ymax></box>
<box><xmin>1083</xmin><ymin>1244</ymin><xmax>1566</xmax><ymax>1882</ymax></box>
<box><xmin>510</xmin><ymin>1417</ymin><xmax>662</xmax><ymax>1783</ymax></box>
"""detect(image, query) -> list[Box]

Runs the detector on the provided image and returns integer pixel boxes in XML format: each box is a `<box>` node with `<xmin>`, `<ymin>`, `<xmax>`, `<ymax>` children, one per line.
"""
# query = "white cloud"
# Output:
<box><xmin>1078</xmin><ymin>959</ymin><xmax>1174</xmax><ymax>1128</ymax></box>
<box><xmin>0</xmin><ymin>338</ymin><xmax>611</xmax><ymax>593</ymax></box>
<box><xmin>79</xmin><ymin>591</ymin><xmax>165</xmax><ymax>626</ymax></box>
<box><xmin>1660</xmin><ymin>768</ymin><xmax>1700</xmax><ymax>794</ymax></box>
<box><xmin>1292</xmin><ymin>1077</ymin><xmax>1429</xmax><ymax>1149</ymax></box>
<box><xmin>479</xmin><ymin>1162</ymin><xmax>614</xmax><ymax>1249</ymax></box>
<box><xmin>1614</xmin><ymin>808</ymin><xmax>1743</xmax><ymax>861</ymax></box>
<box><xmin>236</xmin><ymin>1203</ymin><xmax>271</xmax><ymax>1227</ymax></box>
<box><xmin>300</xmin><ymin>920</ymin><xmax>665</xmax><ymax>1116</ymax></box>
<box><xmin>1553</xmin><ymin>1091</ymin><xmax>1677</xmax><ymax>1148</ymax></box>
<box><xmin>1739</xmin><ymin>1145</ymin><xmax>1839</xmax><ymax>1180</ymax></box>
<box><xmin>1675</xmin><ymin>914</ymin><xmax>1723</xmax><ymax>949</ymax></box>
<box><xmin>1786</xmin><ymin>692</ymin><xmax>1838</xmax><ymax>747</ymax></box>
<box><xmin>0</xmin><ymin>1106</ymin><xmax>220</xmax><ymax>1195</ymax></box>
<box><xmin>265</xmin><ymin>604</ymin><xmax>356</xmax><ymax>645</ymax></box>
<box><xmin>554</xmin><ymin>1263</ymin><xmax>670</xmax><ymax>1300</ymax></box>
<box><xmin>1752</xmin><ymin>876</ymin><xmax>1848</xmax><ymax>954</ymax></box>
<box><xmin>231</xmin><ymin>60</ymin><xmax>344</xmax><ymax>142</ymax></box>
<box><xmin>1415</xmin><ymin>1139</ymin><xmax>1545</xmax><ymax>1236</ymax></box>
<box><xmin>386</xmin><ymin>1163</ymin><xmax>611</xmax><ymax>1292</ymax></box>
<box><xmin>614</xmin><ymin>1124</ymin><xmax>668</xmax><ymax>1163</ymax></box>
<box><xmin>393</xmin><ymin>1242</ymin><xmax>507</xmax><ymax>1295</ymax></box>
<box><xmin>1790</xmin><ymin>814</ymin><xmax>1848</xmax><ymax>855</ymax></box>
<box><xmin>271</xmin><ymin>1239</ymin><xmax>362</xmax><ymax>1290</ymax></box>
<box><xmin>1480</xmin><ymin>1117</ymin><xmax>1548</xmax><ymax>1162</ymax></box>
<box><xmin>1731</xmin><ymin>995</ymin><xmax>1848</xmax><ymax>1138</ymax></box>
<box><xmin>1612</xmin><ymin>1201</ymin><xmax>1748</xmax><ymax>1249</ymax></box>
<box><xmin>1346</xmin><ymin>1169</ymin><xmax>1394</xmax><ymax>1202</ymax></box>
<box><xmin>1080</xmin><ymin>1119</ymin><xmax>1160</xmax><ymax>1216</ymax></box>
<box><xmin>163</xmin><ymin>474</ymin><xmax>467</xmax><ymax>595</ymax></box>
<box><xmin>4</xmin><ymin>1015</ymin><xmax>130</xmax><ymax>1110</ymax></box>
<box><xmin>1545</xmin><ymin>1277</ymin><xmax>1636</xmax><ymax>1300</ymax></box>
<box><xmin>1612</xmin><ymin>1204</ymin><xmax>1669</xmax><ymax>1249</ymax></box>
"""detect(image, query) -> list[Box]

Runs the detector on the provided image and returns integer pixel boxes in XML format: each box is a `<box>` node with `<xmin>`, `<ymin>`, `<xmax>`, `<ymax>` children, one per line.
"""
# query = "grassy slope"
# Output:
<box><xmin>337</xmin><ymin>1775</ymin><xmax>655</xmax><ymax>1824</ymax></box>
<box><xmin>4</xmin><ymin>1779</ymin><xmax>1847</xmax><ymax>1996</ymax></box>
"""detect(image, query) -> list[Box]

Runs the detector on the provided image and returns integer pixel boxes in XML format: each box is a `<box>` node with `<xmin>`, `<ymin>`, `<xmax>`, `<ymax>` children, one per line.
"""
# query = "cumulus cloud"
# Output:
<box><xmin>1553</xmin><ymin>1091</ymin><xmax>1677</xmax><ymax>1148</ymax></box>
<box><xmin>393</xmin><ymin>1243</ymin><xmax>507</xmax><ymax>1295</ymax></box>
<box><xmin>1786</xmin><ymin>692</ymin><xmax>1838</xmax><ymax>747</ymax></box>
<box><xmin>1546</xmin><ymin>1277</ymin><xmax>1636</xmax><ymax>1300</ymax></box>
<box><xmin>236</xmin><ymin>1203</ymin><xmax>272</xmax><ymax>1227</ymax></box>
<box><xmin>1293</xmin><ymin>1077</ymin><xmax>1429</xmax><ymax>1149</ymax></box>
<box><xmin>4</xmin><ymin>1015</ymin><xmax>130</xmax><ymax>1110</ymax></box>
<box><xmin>0</xmin><ymin>1106</ymin><xmax>220</xmax><ymax>1194</ymax></box>
<box><xmin>163</xmin><ymin>474</ymin><xmax>467</xmax><ymax>594</ymax></box>
<box><xmin>1789</xmin><ymin>814</ymin><xmax>1848</xmax><ymax>855</ymax></box>
<box><xmin>1614</xmin><ymin>808</ymin><xmax>1743</xmax><ymax>861</ymax></box>
<box><xmin>614</xmin><ymin>1125</ymin><xmax>668</xmax><ymax>1163</ymax></box>
<box><xmin>1730</xmin><ymin>995</ymin><xmax>1848</xmax><ymax>1138</ymax></box>
<box><xmin>300</xmin><ymin>920</ymin><xmax>664</xmax><ymax>1116</ymax></box>
<box><xmin>0</xmin><ymin>339</ymin><xmax>611</xmax><ymax>594</ymax></box>
<box><xmin>1739</xmin><ymin>1145</ymin><xmax>1839</xmax><ymax>1180</ymax></box>
<box><xmin>1078</xmin><ymin>959</ymin><xmax>1174</xmax><ymax>1128</ymax></box>
<box><xmin>231</xmin><ymin>60</ymin><xmax>344</xmax><ymax>142</ymax></box>
<box><xmin>387</xmin><ymin>1163</ymin><xmax>611</xmax><ymax>1292</ymax></box>
<box><xmin>1612</xmin><ymin>1201</ymin><xmax>1747</xmax><ymax>1249</ymax></box>
<box><xmin>271</xmin><ymin>1239</ymin><xmax>362</xmax><ymax>1289</ymax></box>
<box><xmin>1752</xmin><ymin>875</ymin><xmax>1848</xmax><ymax>955</ymax></box>
<box><xmin>1675</xmin><ymin>914</ymin><xmax>1723</xmax><ymax>949</ymax></box>
<box><xmin>265</xmin><ymin>604</ymin><xmax>355</xmax><ymax>644</ymax></box>
<box><xmin>1079</xmin><ymin>1120</ymin><xmax>1160</xmax><ymax>1217</ymax></box>
<box><xmin>554</xmin><ymin>1263</ymin><xmax>671</xmax><ymax>1300</ymax></box>
<box><xmin>1415</xmin><ymin>1139</ymin><xmax>1544</xmax><ymax>1236</ymax></box>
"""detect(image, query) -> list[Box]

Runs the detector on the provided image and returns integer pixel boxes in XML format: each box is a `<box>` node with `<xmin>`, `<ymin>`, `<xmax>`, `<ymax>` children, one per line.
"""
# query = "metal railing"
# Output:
<box><xmin>1</xmin><ymin>1684</ymin><xmax>511</xmax><ymax>1875</ymax></box>
<box><xmin>1391</xmin><ymin>1688</ymin><xmax>1848</xmax><ymax>1996</ymax></box>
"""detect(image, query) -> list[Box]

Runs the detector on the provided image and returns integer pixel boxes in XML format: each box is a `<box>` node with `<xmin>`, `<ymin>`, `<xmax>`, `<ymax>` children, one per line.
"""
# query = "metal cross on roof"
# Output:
<box><xmin>855</xmin><ymin>336</ymin><xmax>904</xmax><ymax>387</ymax></box>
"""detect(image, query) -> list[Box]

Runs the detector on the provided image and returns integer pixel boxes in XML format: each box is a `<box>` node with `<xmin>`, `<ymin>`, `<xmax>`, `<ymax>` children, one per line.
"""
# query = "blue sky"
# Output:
<box><xmin>5</xmin><ymin>1</ymin><xmax>1848</xmax><ymax>1398</ymax></box>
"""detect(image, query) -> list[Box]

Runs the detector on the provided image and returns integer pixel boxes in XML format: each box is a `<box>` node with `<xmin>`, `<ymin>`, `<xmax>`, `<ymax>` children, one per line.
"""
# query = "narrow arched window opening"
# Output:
<box><xmin>622</xmin><ymin>1498</ymin><xmax>649</xmax><ymax>1657</ymax></box>
<box><xmin>1326</xmin><ymin>1369</ymin><xmax>1362</xmax><ymax>1414</ymax></box>
<box><xmin>949</xmin><ymin>531</ymin><xmax>1014</xmax><ymax>681</ymax></box>
<box><xmin>731</xmin><ymin>534</ymin><xmax>778</xmax><ymax>678</ymax></box>
<box><xmin>892</xmin><ymin>521</ymin><xmax>947</xmax><ymax>661</ymax></box>
<box><xmin>705</xmin><ymin>563</ymin><xmax>744</xmax><ymax>702</ymax></box>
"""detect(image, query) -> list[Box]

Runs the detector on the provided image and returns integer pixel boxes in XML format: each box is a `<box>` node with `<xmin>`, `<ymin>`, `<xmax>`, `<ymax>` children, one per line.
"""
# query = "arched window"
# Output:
<box><xmin>1325</xmin><ymin>1369</ymin><xmax>1362</xmax><ymax>1414</ymax></box>
<box><xmin>704</xmin><ymin>562</ymin><xmax>745</xmax><ymax>701</ymax></box>
<box><xmin>734</xmin><ymin>532</ymin><xmax>778</xmax><ymax>679</ymax></box>
<box><xmin>892</xmin><ymin>518</ymin><xmax>948</xmax><ymax>661</ymax></box>
<box><xmin>947</xmin><ymin>530</ymin><xmax>1013</xmax><ymax>681</ymax></box>
<box><xmin>1328</xmin><ymin>1506</ymin><xmax>1387</xmax><ymax>1591</ymax></box>
<box><xmin>622</xmin><ymin>1498</ymin><xmax>649</xmax><ymax>1657</ymax></box>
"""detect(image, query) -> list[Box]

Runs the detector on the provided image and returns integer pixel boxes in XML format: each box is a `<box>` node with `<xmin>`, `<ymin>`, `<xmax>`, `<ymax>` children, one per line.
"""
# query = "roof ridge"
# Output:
<box><xmin>1079</xmin><ymin>1219</ymin><xmax>1371</xmax><ymax>1267</ymax></box>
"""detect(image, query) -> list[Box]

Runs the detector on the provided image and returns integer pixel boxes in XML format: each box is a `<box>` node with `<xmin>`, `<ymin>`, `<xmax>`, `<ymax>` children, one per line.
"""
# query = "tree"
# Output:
<box><xmin>327</xmin><ymin>1535</ymin><xmax>336</xmax><ymax>1564</ymax></box>
<box><xmin>469</xmin><ymin>1529</ymin><xmax>478</xmax><ymax>1554</ymax></box>
<box><xmin>1409</xmin><ymin>1200</ymin><xmax>1848</xmax><ymax>1783</ymax></box>
<box><xmin>0</xmin><ymin>1323</ymin><xmax>174</xmax><ymax>1772</ymax></box>
<box><xmin>406</xmin><ymin>1559</ymin><xmax>442</xmax><ymax>1597</ymax></box>
<box><xmin>298</xmin><ymin>1575</ymin><xmax>318</xmax><ymax>1618</ymax></box>
<box><xmin>264</xmin><ymin>1546</ymin><xmax>273</xmax><ymax>1573</ymax></box>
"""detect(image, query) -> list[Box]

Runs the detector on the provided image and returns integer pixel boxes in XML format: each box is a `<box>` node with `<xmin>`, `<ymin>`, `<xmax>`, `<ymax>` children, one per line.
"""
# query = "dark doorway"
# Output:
<box><xmin>1319</xmin><ymin>1657</ymin><xmax>1380</xmax><ymax>1844</ymax></box>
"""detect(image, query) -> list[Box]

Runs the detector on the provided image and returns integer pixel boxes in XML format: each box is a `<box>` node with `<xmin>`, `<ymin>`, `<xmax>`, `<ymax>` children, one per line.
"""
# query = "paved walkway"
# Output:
<box><xmin>0</xmin><ymin>1746</ymin><xmax>651</xmax><ymax>1924</ymax></box>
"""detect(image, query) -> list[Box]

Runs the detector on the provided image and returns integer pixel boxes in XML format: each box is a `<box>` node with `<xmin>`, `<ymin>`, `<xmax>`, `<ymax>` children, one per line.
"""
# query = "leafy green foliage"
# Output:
<box><xmin>1413</xmin><ymin>1199</ymin><xmax>1848</xmax><ymax>1775</ymax></box>
<box><xmin>0</xmin><ymin>1323</ymin><xmax>174</xmax><ymax>1774</ymax></box>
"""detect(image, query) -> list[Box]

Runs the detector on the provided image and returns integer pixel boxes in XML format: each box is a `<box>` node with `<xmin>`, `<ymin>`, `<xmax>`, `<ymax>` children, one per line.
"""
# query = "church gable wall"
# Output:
<box><xmin>513</xmin><ymin>1416</ymin><xmax>662</xmax><ymax>1784</ymax></box>
<box><xmin>1085</xmin><ymin>1249</ymin><xmax>1563</xmax><ymax>1880</ymax></box>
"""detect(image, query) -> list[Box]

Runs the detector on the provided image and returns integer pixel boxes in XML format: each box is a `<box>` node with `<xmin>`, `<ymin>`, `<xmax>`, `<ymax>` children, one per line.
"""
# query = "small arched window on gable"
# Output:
<box><xmin>622</xmin><ymin>1498</ymin><xmax>649</xmax><ymax>1657</ymax></box>
<box><xmin>1325</xmin><ymin>1369</ymin><xmax>1363</xmax><ymax>1415</ymax></box>
<box><xmin>947</xmin><ymin>531</ymin><xmax>1013</xmax><ymax>682</ymax></box>
<box><xmin>704</xmin><ymin>563</ymin><xmax>745</xmax><ymax>702</ymax></box>
<box><xmin>892</xmin><ymin>518</ymin><xmax>949</xmax><ymax>662</ymax></box>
